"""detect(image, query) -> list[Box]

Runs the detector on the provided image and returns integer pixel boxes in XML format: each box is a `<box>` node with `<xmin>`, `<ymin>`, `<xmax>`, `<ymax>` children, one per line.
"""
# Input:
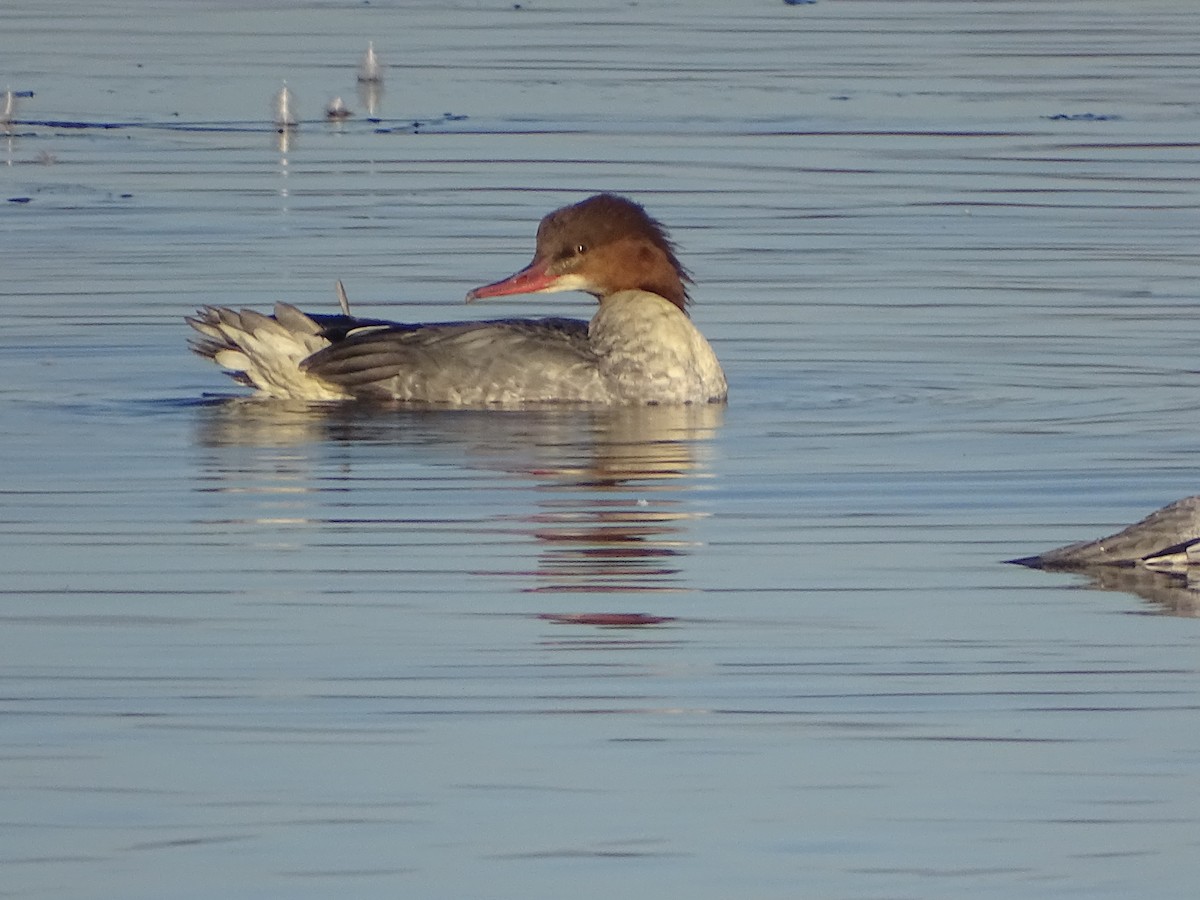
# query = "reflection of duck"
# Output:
<box><xmin>187</xmin><ymin>194</ymin><xmax>727</xmax><ymax>405</ymax></box>
<box><xmin>1064</xmin><ymin>566</ymin><xmax>1200</xmax><ymax>617</ymax></box>
<box><xmin>1008</xmin><ymin>495</ymin><xmax>1200</xmax><ymax>616</ymax></box>
<box><xmin>356</xmin><ymin>79</ymin><xmax>382</xmax><ymax>118</ymax></box>
<box><xmin>194</xmin><ymin>400</ymin><xmax>723</xmax><ymax>595</ymax></box>
<box><xmin>516</xmin><ymin>404</ymin><xmax>722</xmax><ymax>594</ymax></box>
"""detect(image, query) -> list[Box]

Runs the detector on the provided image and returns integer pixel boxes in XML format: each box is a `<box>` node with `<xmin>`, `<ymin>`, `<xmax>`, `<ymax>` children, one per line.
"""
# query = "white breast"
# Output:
<box><xmin>589</xmin><ymin>291</ymin><xmax>727</xmax><ymax>404</ymax></box>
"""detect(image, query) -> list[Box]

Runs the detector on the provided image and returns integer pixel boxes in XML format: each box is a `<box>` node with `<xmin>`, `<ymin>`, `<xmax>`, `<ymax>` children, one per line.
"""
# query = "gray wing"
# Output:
<box><xmin>1009</xmin><ymin>495</ymin><xmax>1200</xmax><ymax>570</ymax></box>
<box><xmin>301</xmin><ymin>317</ymin><xmax>609</xmax><ymax>403</ymax></box>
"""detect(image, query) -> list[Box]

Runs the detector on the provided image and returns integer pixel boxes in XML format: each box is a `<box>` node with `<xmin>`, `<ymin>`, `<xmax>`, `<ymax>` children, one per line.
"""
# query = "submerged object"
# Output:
<box><xmin>357</xmin><ymin>41</ymin><xmax>383</xmax><ymax>83</ymax></box>
<box><xmin>1009</xmin><ymin>495</ymin><xmax>1200</xmax><ymax>571</ymax></box>
<box><xmin>187</xmin><ymin>193</ymin><xmax>727</xmax><ymax>405</ymax></box>
<box><xmin>273</xmin><ymin>81</ymin><xmax>297</xmax><ymax>129</ymax></box>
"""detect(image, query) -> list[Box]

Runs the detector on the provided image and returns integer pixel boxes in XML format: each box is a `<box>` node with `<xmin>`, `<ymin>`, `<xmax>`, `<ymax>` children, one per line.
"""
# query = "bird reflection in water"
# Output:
<box><xmin>356</xmin><ymin>80</ymin><xmax>383</xmax><ymax>120</ymax></box>
<box><xmin>193</xmin><ymin>400</ymin><xmax>723</xmax><ymax>603</ymax></box>
<box><xmin>514</xmin><ymin>405</ymin><xmax>719</xmax><ymax>596</ymax></box>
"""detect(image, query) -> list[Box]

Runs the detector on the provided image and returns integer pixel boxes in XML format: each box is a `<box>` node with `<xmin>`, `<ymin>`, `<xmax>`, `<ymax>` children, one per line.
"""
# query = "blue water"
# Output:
<box><xmin>2</xmin><ymin>1</ymin><xmax>1199</xmax><ymax>897</ymax></box>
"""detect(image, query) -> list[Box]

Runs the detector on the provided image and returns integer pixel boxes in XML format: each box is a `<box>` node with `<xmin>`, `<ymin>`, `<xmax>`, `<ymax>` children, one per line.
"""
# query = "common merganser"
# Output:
<box><xmin>188</xmin><ymin>193</ymin><xmax>727</xmax><ymax>405</ymax></box>
<box><xmin>1008</xmin><ymin>495</ymin><xmax>1200</xmax><ymax>571</ymax></box>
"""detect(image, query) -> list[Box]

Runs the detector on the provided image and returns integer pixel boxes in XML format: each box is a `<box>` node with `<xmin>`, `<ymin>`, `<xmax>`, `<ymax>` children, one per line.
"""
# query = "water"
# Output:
<box><xmin>2</xmin><ymin>1</ymin><xmax>1199</xmax><ymax>897</ymax></box>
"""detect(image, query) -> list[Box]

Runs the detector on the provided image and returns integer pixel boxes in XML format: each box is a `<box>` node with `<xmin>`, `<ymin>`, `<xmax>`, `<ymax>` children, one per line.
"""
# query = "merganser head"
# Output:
<box><xmin>466</xmin><ymin>193</ymin><xmax>692</xmax><ymax>311</ymax></box>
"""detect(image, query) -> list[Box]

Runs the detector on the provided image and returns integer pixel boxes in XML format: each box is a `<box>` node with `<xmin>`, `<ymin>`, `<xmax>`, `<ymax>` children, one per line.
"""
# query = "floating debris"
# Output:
<box><xmin>324</xmin><ymin>96</ymin><xmax>352</xmax><ymax>120</ymax></box>
<box><xmin>357</xmin><ymin>41</ymin><xmax>383</xmax><ymax>84</ymax></box>
<box><xmin>537</xmin><ymin>613</ymin><xmax>677</xmax><ymax>627</ymax></box>
<box><xmin>273</xmin><ymin>81</ymin><xmax>297</xmax><ymax>130</ymax></box>
<box><xmin>371</xmin><ymin>111</ymin><xmax>467</xmax><ymax>134</ymax></box>
<box><xmin>1043</xmin><ymin>112</ymin><xmax>1121</xmax><ymax>122</ymax></box>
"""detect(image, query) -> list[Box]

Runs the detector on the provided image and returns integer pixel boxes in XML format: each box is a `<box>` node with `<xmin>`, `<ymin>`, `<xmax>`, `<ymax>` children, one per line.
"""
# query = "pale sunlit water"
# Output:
<box><xmin>2</xmin><ymin>1</ymin><xmax>1199</xmax><ymax>898</ymax></box>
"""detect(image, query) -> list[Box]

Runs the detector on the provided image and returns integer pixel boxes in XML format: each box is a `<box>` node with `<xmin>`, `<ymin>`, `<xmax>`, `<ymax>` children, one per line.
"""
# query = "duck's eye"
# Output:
<box><xmin>575</xmin><ymin>243</ymin><xmax>587</xmax><ymax>255</ymax></box>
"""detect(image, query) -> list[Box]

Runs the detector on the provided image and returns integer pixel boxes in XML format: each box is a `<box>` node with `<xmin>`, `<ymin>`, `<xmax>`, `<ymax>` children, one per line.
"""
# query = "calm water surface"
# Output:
<box><xmin>2</xmin><ymin>1</ymin><xmax>1199</xmax><ymax>898</ymax></box>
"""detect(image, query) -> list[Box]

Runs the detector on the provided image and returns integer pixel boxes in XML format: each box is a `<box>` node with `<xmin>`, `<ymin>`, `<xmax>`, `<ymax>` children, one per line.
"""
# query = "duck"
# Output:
<box><xmin>187</xmin><ymin>193</ymin><xmax>728</xmax><ymax>405</ymax></box>
<box><xmin>357</xmin><ymin>41</ymin><xmax>383</xmax><ymax>84</ymax></box>
<box><xmin>324</xmin><ymin>96</ymin><xmax>352</xmax><ymax>120</ymax></box>
<box><xmin>272</xmin><ymin>81</ymin><xmax>297</xmax><ymax>130</ymax></box>
<box><xmin>1008</xmin><ymin>495</ymin><xmax>1200</xmax><ymax>571</ymax></box>
<box><xmin>1</xmin><ymin>87</ymin><xmax>16</xmax><ymax>126</ymax></box>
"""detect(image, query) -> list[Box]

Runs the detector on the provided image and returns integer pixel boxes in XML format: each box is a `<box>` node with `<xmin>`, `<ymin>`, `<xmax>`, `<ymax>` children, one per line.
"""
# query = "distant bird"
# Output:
<box><xmin>1</xmin><ymin>87</ymin><xmax>16</xmax><ymax>126</ymax></box>
<box><xmin>273</xmin><ymin>81</ymin><xmax>297</xmax><ymax>130</ymax></box>
<box><xmin>357</xmin><ymin>41</ymin><xmax>383</xmax><ymax>83</ymax></box>
<box><xmin>324</xmin><ymin>96</ymin><xmax>352</xmax><ymax>120</ymax></box>
<box><xmin>1009</xmin><ymin>495</ymin><xmax>1200</xmax><ymax>571</ymax></box>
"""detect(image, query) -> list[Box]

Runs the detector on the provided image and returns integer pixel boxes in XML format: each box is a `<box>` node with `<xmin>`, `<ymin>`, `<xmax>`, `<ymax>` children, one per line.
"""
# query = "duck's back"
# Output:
<box><xmin>303</xmin><ymin>316</ymin><xmax>612</xmax><ymax>404</ymax></box>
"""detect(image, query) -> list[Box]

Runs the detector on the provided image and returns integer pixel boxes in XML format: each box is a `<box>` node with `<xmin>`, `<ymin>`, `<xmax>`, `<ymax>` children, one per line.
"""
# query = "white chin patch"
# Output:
<box><xmin>537</xmin><ymin>273</ymin><xmax>593</xmax><ymax>294</ymax></box>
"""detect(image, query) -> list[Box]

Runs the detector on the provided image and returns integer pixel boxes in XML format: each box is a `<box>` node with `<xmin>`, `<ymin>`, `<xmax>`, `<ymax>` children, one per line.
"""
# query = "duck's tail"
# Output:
<box><xmin>187</xmin><ymin>302</ymin><xmax>349</xmax><ymax>400</ymax></box>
